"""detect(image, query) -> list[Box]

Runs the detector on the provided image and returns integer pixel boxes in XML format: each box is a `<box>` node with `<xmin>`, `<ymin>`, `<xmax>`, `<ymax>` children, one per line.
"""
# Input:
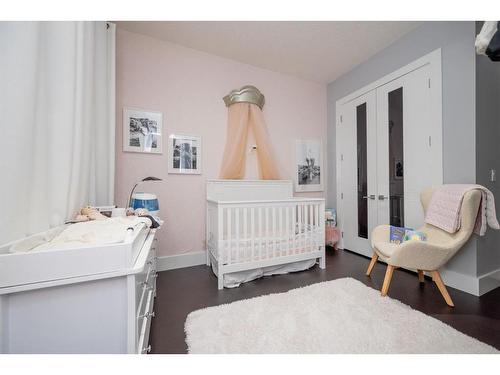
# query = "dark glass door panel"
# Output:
<box><xmin>356</xmin><ymin>103</ymin><xmax>368</xmax><ymax>239</ymax></box>
<box><xmin>388</xmin><ymin>87</ymin><xmax>404</xmax><ymax>227</ymax></box>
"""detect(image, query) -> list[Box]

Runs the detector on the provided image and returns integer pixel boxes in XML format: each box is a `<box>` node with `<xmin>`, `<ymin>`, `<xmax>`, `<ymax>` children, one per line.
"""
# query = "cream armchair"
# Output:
<box><xmin>366</xmin><ymin>188</ymin><xmax>482</xmax><ymax>307</ymax></box>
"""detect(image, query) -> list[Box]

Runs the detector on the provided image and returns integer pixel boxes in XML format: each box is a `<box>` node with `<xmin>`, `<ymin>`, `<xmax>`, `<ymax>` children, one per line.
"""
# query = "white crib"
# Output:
<box><xmin>206</xmin><ymin>180</ymin><xmax>326</xmax><ymax>289</ymax></box>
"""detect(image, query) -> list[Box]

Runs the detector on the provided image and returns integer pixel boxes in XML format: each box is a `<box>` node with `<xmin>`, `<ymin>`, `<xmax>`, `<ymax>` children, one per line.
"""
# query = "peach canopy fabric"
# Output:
<box><xmin>219</xmin><ymin>102</ymin><xmax>280</xmax><ymax>179</ymax></box>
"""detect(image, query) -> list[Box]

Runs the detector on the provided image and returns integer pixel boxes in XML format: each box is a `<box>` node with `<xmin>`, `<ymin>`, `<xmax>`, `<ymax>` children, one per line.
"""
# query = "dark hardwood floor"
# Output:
<box><xmin>149</xmin><ymin>248</ymin><xmax>500</xmax><ymax>353</ymax></box>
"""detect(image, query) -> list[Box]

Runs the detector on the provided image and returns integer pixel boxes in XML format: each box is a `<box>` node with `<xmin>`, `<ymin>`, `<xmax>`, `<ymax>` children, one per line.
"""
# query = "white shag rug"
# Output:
<box><xmin>185</xmin><ymin>278</ymin><xmax>498</xmax><ymax>354</ymax></box>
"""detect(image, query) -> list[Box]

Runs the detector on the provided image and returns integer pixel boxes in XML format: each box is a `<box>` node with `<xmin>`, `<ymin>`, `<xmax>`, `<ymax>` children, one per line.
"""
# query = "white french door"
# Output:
<box><xmin>338</xmin><ymin>91</ymin><xmax>377</xmax><ymax>256</ymax></box>
<box><xmin>337</xmin><ymin>56</ymin><xmax>442</xmax><ymax>257</ymax></box>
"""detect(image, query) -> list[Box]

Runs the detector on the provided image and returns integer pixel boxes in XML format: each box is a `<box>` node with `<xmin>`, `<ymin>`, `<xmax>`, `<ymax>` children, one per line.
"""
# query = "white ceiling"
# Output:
<box><xmin>115</xmin><ymin>21</ymin><xmax>421</xmax><ymax>84</ymax></box>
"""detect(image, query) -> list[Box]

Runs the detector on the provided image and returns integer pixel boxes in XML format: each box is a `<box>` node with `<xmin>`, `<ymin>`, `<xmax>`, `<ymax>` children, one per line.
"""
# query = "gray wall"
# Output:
<box><xmin>475</xmin><ymin>22</ymin><xmax>500</xmax><ymax>276</ymax></box>
<box><xmin>327</xmin><ymin>22</ymin><xmax>478</xmax><ymax>277</ymax></box>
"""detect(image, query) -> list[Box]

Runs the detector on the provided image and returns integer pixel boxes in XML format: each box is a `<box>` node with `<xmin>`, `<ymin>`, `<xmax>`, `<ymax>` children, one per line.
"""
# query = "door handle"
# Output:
<box><xmin>362</xmin><ymin>195</ymin><xmax>376</xmax><ymax>200</ymax></box>
<box><xmin>378</xmin><ymin>195</ymin><xmax>389</xmax><ymax>200</ymax></box>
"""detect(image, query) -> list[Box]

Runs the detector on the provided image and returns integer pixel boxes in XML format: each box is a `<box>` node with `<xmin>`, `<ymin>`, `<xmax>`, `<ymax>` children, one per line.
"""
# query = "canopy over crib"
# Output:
<box><xmin>219</xmin><ymin>85</ymin><xmax>280</xmax><ymax>180</ymax></box>
<box><xmin>223</xmin><ymin>85</ymin><xmax>265</xmax><ymax>109</ymax></box>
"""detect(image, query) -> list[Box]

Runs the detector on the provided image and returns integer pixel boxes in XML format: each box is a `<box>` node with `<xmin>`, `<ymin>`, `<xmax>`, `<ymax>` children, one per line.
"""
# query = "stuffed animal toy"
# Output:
<box><xmin>73</xmin><ymin>206</ymin><xmax>108</xmax><ymax>222</ymax></box>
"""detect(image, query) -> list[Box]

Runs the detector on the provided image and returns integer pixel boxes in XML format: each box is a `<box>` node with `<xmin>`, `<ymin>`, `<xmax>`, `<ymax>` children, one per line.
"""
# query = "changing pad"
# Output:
<box><xmin>9</xmin><ymin>217</ymin><xmax>150</xmax><ymax>253</ymax></box>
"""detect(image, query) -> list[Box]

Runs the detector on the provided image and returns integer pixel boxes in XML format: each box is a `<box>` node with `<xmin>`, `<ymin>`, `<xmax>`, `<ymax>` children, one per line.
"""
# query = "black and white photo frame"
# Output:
<box><xmin>123</xmin><ymin>107</ymin><xmax>163</xmax><ymax>154</ymax></box>
<box><xmin>295</xmin><ymin>139</ymin><xmax>324</xmax><ymax>192</ymax></box>
<box><xmin>168</xmin><ymin>134</ymin><xmax>202</xmax><ymax>174</ymax></box>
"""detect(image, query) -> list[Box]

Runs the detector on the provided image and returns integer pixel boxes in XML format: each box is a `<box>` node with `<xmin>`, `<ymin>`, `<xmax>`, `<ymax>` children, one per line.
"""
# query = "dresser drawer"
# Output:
<box><xmin>131</xmin><ymin>232</ymin><xmax>158</xmax><ymax>354</ymax></box>
<box><xmin>134</xmin><ymin>245</ymin><xmax>157</xmax><ymax>316</ymax></box>
<box><xmin>137</xmin><ymin>289</ymin><xmax>154</xmax><ymax>354</ymax></box>
<box><xmin>136</xmin><ymin>264</ymin><xmax>157</xmax><ymax>317</ymax></box>
<box><xmin>134</xmin><ymin>269</ymin><xmax>148</xmax><ymax>317</ymax></box>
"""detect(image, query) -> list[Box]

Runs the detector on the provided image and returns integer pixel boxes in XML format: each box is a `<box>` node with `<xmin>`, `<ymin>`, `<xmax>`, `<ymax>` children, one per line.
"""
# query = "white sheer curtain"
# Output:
<box><xmin>0</xmin><ymin>21</ymin><xmax>115</xmax><ymax>244</ymax></box>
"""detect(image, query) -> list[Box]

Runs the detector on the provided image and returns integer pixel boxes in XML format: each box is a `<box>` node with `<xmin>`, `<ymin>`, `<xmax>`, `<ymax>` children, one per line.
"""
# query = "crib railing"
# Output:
<box><xmin>207</xmin><ymin>198</ymin><xmax>325</xmax><ymax>266</ymax></box>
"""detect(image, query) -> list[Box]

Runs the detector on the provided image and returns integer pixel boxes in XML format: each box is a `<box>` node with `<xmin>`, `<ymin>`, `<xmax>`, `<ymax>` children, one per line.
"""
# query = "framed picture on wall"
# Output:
<box><xmin>295</xmin><ymin>139</ymin><xmax>324</xmax><ymax>192</ymax></box>
<box><xmin>168</xmin><ymin>134</ymin><xmax>202</xmax><ymax>174</ymax></box>
<box><xmin>123</xmin><ymin>107</ymin><xmax>163</xmax><ymax>154</ymax></box>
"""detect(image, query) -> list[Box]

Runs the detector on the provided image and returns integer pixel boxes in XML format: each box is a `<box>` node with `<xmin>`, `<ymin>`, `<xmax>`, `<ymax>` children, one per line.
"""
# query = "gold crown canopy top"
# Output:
<box><xmin>223</xmin><ymin>85</ymin><xmax>265</xmax><ymax>110</ymax></box>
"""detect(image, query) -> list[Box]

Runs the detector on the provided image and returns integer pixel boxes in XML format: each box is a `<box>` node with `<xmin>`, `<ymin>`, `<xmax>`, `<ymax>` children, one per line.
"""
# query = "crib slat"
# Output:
<box><xmin>292</xmin><ymin>204</ymin><xmax>297</xmax><ymax>254</ymax></box>
<box><xmin>304</xmin><ymin>204</ymin><xmax>309</xmax><ymax>253</ymax></box>
<box><xmin>265</xmin><ymin>207</ymin><xmax>269</xmax><ymax>259</ymax></box>
<box><xmin>250</xmin><ymin>207</ymin><xmax>255</xmax><ymax>261</ymax></box>
<box><xmin>271</xmin><ymin>206</ymin><xmax>278</xmax><ymax>258</ymax></box>
<box><xmin>296</xmin><ymin>205</ymin><xmax>299</xmax><ymax>254</ymax></box>
<box><xmin>304</xmin><ymin>203</ymin><xmax>309</xmax><ymax>253</ymax></box>
<box><xmin>278</xmin><ymin>206</ymin><xmax>283</xmax><ymax>256</ymax></box>
<box><xmin>303</xmin><ymin>203</ymin><xmax>307</xmax><ymax>254</ymax></box>
<box><xmin>312</xmin><ymin>204</ymin><xmax>316</xmax><ymax>251</ymax></box>
<box><xmin>301</xmin><ymin>204</ymin><xmax>306</xmax><ymax>253</ymax></box>
<box><xmin>243</xmin><ymin>207</ymin><xmax>248</xmax><ymax>262</ymax></box>
<box><xmin>297</xmin><ymin>204</ymin><xmax>302</xmax><ymax>254</ymax></box>
<box><xmin>235</xmin><ymin>207</ymin><xmax>240</xmax><ymax>263</ymax></box>
<box><xmin>303</xmin><ymin>204</ymin><xmax>306</xmax><ymax>253</ymax></box>
<box><xmin>314</xmin><ymin>204</ymin><xmax>318</xmax><ymax>251</ymax></box>
<box><xmin>290</xmin><ymin>204</ymin><xmax>297</xmax><ymax>254</ymax></box>
<box><xmin>285</xmin><ymin>206</ymin><xmax>292</xmax><ymax>255</ymax></box>
<box><xmin>259</xmin><ymin>207</ymin><xmax>264</xmax><ymax>260</ymax></box>
<box><xmin>314</xmin><ymin>204</ymin><xmax>318</xmax><ymax>250</ymax></box>
<box><xmin>309</xmin><ymin>204</ymin><xmax>314</xmax><ymax>252</ymax></box>
<box><xmin>226</xmin><ymin>208</ymin><xmax>231</xmax><ymax>264</ymax></box>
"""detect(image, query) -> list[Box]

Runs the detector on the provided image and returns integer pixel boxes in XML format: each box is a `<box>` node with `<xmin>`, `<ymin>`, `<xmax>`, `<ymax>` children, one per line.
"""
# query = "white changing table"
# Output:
<box><xmin>0</xmin><ymin>224</ymin><xmax>159</xmax><ymax>354</ymax></box>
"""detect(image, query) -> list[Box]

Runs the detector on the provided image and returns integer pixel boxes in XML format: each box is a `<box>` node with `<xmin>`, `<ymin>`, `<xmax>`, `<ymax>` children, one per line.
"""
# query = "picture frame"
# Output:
<box><xmin>168</xmin><ymin>134</ymin><xmax>202</xmax><ymax>174</ymax></box>
<box><xmin>394</xmin><ymin>159</ymin><xmax>404</xmax><ymax>180</ymax></box>
<box><xmin>294</xmin><ymin>139</ymin><xmax>324</xmax><ymax>192</ymax></box>
<box><xmin>123</xmin><ymin>107</ymin><xmax>163</xmax><ymax>154</ymax></box>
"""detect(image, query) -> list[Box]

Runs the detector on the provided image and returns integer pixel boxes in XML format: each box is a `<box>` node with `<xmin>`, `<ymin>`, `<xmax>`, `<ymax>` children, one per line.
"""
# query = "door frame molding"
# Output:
<box><xmin>335</xmin><ymin>48</ymin><xmax>442</xmax><ymax>250</ymax></box>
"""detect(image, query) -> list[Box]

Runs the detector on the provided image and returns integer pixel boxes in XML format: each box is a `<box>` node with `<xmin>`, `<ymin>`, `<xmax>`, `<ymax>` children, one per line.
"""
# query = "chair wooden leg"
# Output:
<box><xmin>381</xmin><ymin>265</ymin><xmax>396</xmax><ymax>296</ymax></box>
<box><xmin>431</xmin><ymin>271</ymin><xmax>455</xmax><ymax>307</ymax></box>
<box><xmin>366</xmin><ymin>254</ymin><xmax>378</xmax><ymax>276</ymax></box>
<box><xmin>418</xmin><ymin>270</ymin><xmax>425</xmax><ymax>283</ymax></box>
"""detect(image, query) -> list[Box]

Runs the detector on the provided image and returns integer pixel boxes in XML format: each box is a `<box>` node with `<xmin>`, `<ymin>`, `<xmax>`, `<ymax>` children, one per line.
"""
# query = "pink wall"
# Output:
<box><xmin>115</xmin><ymin>29</ymin><xmax>327</xmax><ymax>257</ymax></box>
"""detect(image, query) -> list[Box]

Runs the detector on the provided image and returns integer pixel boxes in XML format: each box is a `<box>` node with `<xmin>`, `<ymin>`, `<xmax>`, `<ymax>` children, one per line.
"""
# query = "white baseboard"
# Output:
<box><xmin>479</xmin><ymin>268</ymin><xmax>500</xmax><ymax>295</ymax></box>
<box><xmin>441</xmin><ymin>267</ymin><xmax>500</xmax><ymax>296</ymax></box>
<box><xmin>157</xmin><ymin>251</ymin><xmax>206</xmax><ymax>272</ymax></box>
<box><xmin>440</xmin><ymin>268</ymin><xmax>480</xmax><ymax>296</ymax></box>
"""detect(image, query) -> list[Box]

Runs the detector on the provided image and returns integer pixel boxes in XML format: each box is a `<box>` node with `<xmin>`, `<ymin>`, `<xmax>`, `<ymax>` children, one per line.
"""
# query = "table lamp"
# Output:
<box><xmin>127</xmin><ymin>176</ymin><xmax>163</xmax><ymax>209</ymax></box>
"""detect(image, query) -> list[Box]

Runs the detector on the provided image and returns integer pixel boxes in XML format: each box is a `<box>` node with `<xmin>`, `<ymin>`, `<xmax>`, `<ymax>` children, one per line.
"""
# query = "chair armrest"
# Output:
<box><xmin>371</xmin><ymin>225</ymin><xmax>391</xmax><ymax>248</ymax></box>
<box><xmin>388</xmin><ymin>241</ymin><xmax>452</xmax><ymax>271</ymax></box>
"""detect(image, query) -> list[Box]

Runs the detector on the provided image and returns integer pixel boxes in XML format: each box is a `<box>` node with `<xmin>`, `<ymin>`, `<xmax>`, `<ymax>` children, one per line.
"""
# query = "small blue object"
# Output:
<box><xmin>131</xmin><ymin>192</ymin><xmax>159</xmax><ymax>214</ymax></box>
<box><xmin>389</xmin><ymin>226</ymin><xmax>413</xmax><ymax>244</ymax></box>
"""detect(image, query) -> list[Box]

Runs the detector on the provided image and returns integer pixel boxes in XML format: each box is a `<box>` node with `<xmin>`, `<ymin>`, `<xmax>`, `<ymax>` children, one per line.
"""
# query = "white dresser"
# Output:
<box><xmin>0</xmin><ymin>226</ymin><xmax>158</xmax><ymax>354</ymax></box>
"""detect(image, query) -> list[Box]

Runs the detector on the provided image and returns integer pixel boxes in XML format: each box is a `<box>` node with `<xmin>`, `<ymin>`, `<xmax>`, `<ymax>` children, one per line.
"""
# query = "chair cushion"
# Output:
<box><xmin>374</xmin><ymin>241</ymin><xmax>400</xmax><ymax>258</ymax></box>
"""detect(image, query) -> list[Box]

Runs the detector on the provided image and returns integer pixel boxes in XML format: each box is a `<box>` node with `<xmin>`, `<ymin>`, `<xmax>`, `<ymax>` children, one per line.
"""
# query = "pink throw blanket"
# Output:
<box><xmin>425</xmin><ymin>184</ymin><xmax>500</xmax><ymax>235</ymax></box>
